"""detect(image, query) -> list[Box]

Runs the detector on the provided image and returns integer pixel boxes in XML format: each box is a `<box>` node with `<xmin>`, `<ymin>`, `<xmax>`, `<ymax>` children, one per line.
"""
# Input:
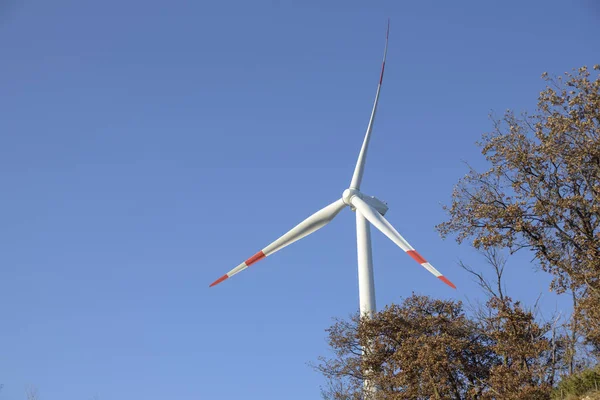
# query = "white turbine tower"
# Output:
<box><xmin>209</xmin><ymin>22</ymin><xmax>456</xmax><ymax>315</ymax></box>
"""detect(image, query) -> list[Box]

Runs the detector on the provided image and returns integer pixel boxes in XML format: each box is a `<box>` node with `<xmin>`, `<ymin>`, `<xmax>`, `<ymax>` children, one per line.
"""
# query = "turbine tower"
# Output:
<box><xmin>209</xmin><ymin>21</ymin><xmax>455</xmax><ymax>317</ymax></box>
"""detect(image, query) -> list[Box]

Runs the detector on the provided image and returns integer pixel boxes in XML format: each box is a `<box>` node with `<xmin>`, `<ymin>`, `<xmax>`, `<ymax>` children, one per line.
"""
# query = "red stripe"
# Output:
<box><xmin>245</xmin><ymin>251</ymin><xmax>266</xmax><ymax>266</ymax></box>
<box><xmin>379</xmin><ymin>62</ymin><xmax>385</xmax><ymax>84</ymax></box>
<box><xmin>209</xmin><ymin>274</ymin><xmax>229</xmax><ymax>287</ymax></box>
<box><xmin>438</xmin><ymin>276</ymin><xmax>456</xmax><ymax>289</ymax></box>
<box><xmin>407</xmin><ymin>250</ymin><xmax>426</xmax><ymax>264</ymax></box>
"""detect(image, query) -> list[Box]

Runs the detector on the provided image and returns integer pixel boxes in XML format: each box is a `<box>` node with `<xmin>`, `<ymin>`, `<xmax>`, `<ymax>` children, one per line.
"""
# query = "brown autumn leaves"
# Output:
<box><xmin>315</xmin><ymin>66</ymin><xmax>600</xmax><ymax>399</ymax></box>
<box><xmin>316</xmin><ymin>294</ymin><xmax>558</xmax><ymax>400</ymax></box>
<box><xmin>438</xmin><ymin>65</ymin><xmax>600</xmax><ymax>347</ymax></box>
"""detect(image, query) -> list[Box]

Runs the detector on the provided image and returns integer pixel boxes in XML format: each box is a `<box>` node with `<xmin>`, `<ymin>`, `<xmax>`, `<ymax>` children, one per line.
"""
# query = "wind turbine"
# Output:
<box><xmin>209</xmin><ymin>22</ymin><xmax>456</xmax><ymax>320</ymax></box>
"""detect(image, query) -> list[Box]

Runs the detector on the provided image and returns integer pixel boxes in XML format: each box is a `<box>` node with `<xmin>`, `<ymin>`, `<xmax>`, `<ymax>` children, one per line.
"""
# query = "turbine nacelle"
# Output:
<box><xmin>342</xmin><ymin>189</ymin><xmax>388</xmax><ymax>216</ymax></box>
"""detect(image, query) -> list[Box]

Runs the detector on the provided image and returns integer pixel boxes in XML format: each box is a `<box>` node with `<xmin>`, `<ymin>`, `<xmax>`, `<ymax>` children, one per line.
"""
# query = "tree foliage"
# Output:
<box><xmin>552</xmin><ymin>364</ymin><xmax>600</xmax><ymax>399</ymax></box>
<box><xmin>481</xmin><ymin>296</ymin><xmax>555</xmax><ymax>399</ymax></box>
<box><xmin>436</xmin><ymin>65</ymin><xmax>600</xmax><ymax>346</ymax></box>
<box><xmin>315</xmin><ymin>294</ymin><xmax>560</xmax><ymax>400</ymax></box>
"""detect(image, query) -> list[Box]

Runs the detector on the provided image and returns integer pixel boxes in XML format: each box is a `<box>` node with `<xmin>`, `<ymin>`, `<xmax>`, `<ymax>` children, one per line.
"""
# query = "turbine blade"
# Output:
<box><xmin>350</xmin><ymin>196</ymin><xmax>456</xmax><ymax>289</ymax></box>
<box><xmin>209</xmin><ymin>198</ymin><xmax>347</xmax><ymax>287</ymax></box>
<box><xmin>349</xmin><ymin>20</ymin><xmax>390</xmax><ymax>190</ymax></box>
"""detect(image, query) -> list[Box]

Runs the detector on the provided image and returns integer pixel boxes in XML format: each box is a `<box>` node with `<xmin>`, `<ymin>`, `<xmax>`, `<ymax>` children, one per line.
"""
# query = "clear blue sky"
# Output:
<box><xmin>1</xmin><ymin>1</ymin><xmax>598</xmax><ymax>399</ymax></box>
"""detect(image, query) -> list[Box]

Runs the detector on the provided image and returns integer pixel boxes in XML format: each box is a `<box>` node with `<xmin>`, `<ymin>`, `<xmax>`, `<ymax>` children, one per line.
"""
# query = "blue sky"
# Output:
<box><xmin>1</xmin><ymin>1</ymin><xmax>598</xmax><ymax>399</ymax></box>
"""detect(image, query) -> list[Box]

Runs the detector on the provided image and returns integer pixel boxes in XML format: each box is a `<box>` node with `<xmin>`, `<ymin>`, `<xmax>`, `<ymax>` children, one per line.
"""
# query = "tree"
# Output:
<box><xmin>437</xmin><ymin>65</ymin><xmax>600</xmax><ymax>348</ymax></box>
<box><xmin>316</xmin><ymin>295</ymin><xmax>508</xmax><ymax>399</ymax></box>
<box><xmin>459</xmin><ymin>249</ymin><xmax>561</xmax><ymax>398</ymax></box>
<box><xmin>315</xmin><ymin>251</ymin><xmax>566</xmax><ymax>399</ymax></box>
<box><xmin>316</xmin><ymin>295</ymin><xmax>560</xmax><ymax>399</ymax></box>
<box><xmin>480</xmin><ymin>296</ymin><xmax>554</xmax><ymax>400</ymax></box>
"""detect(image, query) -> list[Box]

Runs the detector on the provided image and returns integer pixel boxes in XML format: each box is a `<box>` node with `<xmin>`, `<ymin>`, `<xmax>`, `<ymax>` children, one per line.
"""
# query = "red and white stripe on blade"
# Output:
<box><xmin>350</xmin><ymin>196</ymin><xmax>456</xmax><ymax>289</ymax></box>
<box><xmin>209</xmin><ymin>198</ymin><xmax>347</xmax><ymax>287</ymax></box>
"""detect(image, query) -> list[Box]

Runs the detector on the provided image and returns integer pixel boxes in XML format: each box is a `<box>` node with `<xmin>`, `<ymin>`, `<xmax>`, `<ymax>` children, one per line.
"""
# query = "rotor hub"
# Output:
<box><xmin>342</xmin><ymin>188</ymin><xmax>361</xmax><ymax>206</ymax></box>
